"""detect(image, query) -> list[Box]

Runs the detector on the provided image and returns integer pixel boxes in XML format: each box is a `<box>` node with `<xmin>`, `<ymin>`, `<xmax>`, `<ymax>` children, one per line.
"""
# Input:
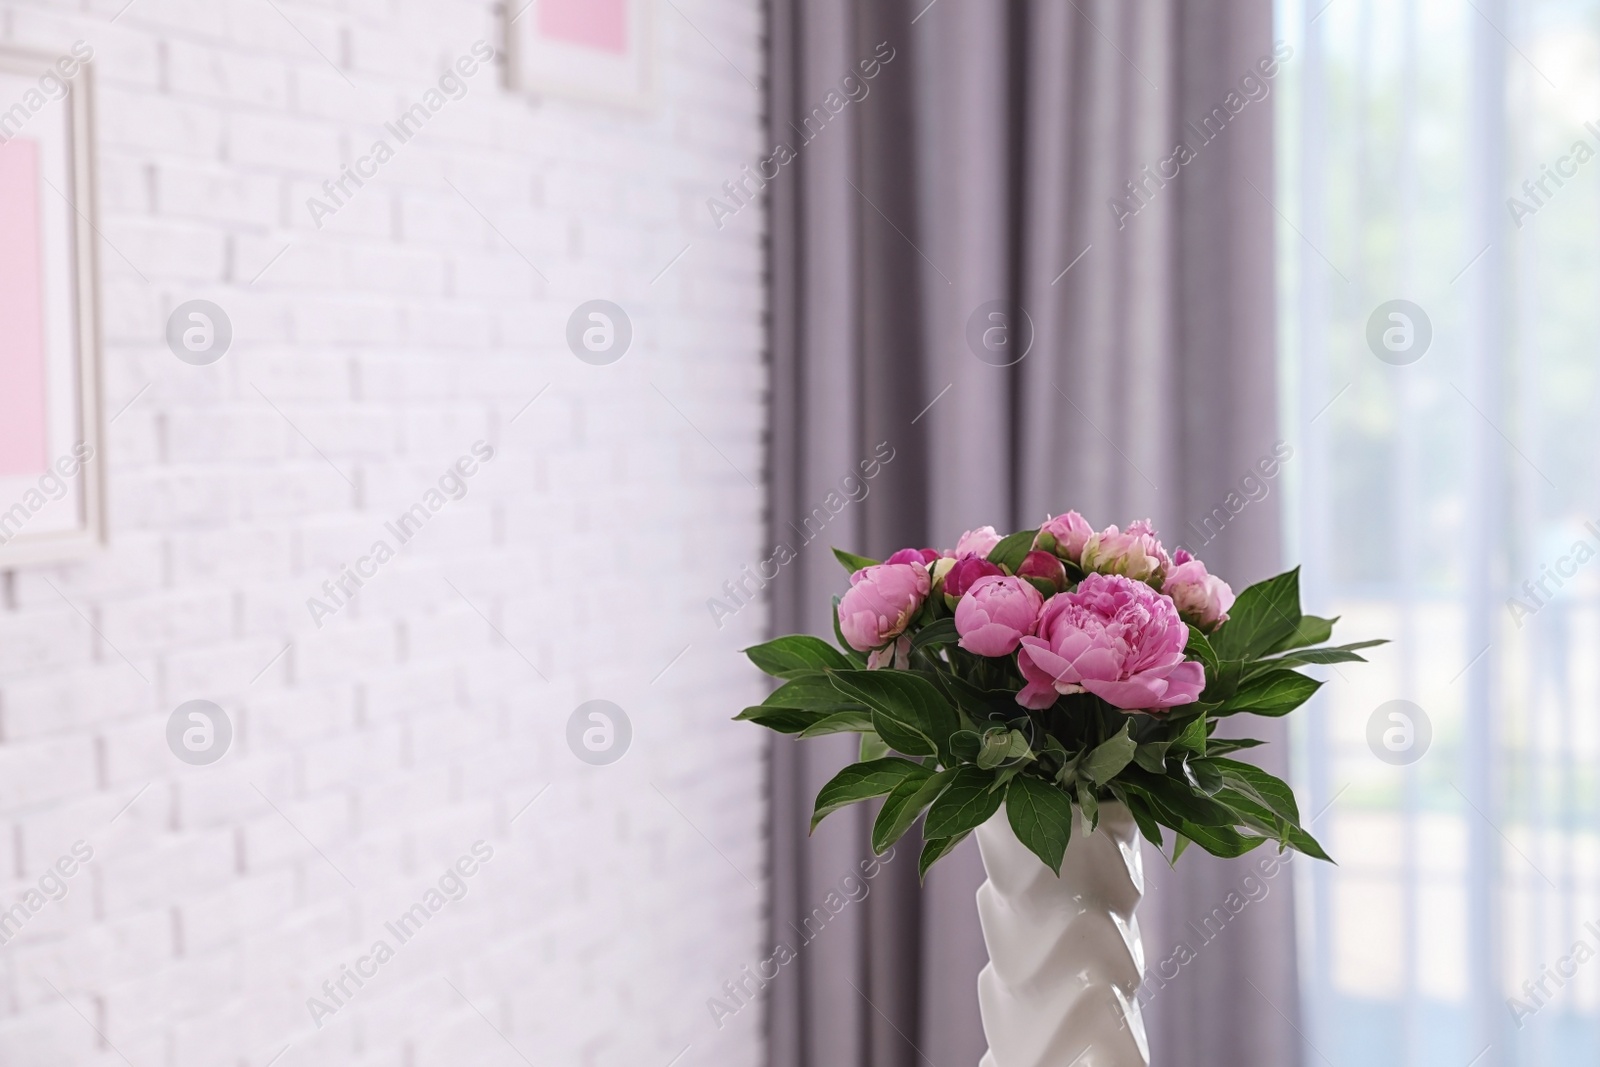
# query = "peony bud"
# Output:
<box><xmin>1034</xmin><ymin>511</ymin><xmax>1094</xmax><ymax>565</ymax></box>
<box><xmin>943</xmin><ymin>555</ymin><xmax>1004</xmax><ymax>608</ymax></box>
<box><xmin>1161</xmin><ymin>548</ymin><xmax>1235</xmax><ymax>632</ymax></box>
<box><xmin>837</xmin><ymin>563</ymin><xmax>931</xmax><ymax>664</ymax></box>
<box><xmin>954</xmin><ymin>526</ymin><xmax>1003</xmax><ymax>559</ymax></box>
<box><xmin>1079</xmin><ymin>519</ymin><xmax>1171</xmax><ymax>585</ymax></box>
<box><xmin>1016</xmin><ymin>550</ymin><xmax>1068</xmax><ymax>592</ymax></box>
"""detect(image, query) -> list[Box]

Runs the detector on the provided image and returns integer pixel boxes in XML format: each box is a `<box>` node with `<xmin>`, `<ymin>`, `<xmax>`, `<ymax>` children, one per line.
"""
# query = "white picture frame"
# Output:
<box><xmin>504</xmin><ymin>0</ymin><xmax>656</xmax><ymax>111</ymax></box>
<box><xmin>0</xmin><ymin>45</ymin><xmax>105</xmax><ymax>568</ymax></box>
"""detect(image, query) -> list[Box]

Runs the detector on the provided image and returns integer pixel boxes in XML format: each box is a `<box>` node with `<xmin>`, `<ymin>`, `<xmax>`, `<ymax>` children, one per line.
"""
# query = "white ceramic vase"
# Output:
<box><xmin>974</xmin><ymin>802</ymin><xmax>1150</xmax><ymax>1067</ymax></box>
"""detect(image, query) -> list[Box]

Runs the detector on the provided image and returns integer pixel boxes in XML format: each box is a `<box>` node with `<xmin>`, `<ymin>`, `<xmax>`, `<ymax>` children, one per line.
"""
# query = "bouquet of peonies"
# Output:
<box><xmin>737</xmin><ymin>514</ymin><xmax>1383</xmax><ymax>879</ymax></box>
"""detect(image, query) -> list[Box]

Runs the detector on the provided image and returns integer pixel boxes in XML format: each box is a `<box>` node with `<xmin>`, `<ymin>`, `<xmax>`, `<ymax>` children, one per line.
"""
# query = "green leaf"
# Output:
<box><xmin>1005</xmin><ymin>776</ymin><xmax>1075</xmax><ymax>874</ymax></box>
<box><xmin>1024</xmin><ymin>577</ymin><xmax>1058</xmax><ymax>598</ymax></box>
<box><xmin>798</xmin><ymin>710</ymin><xmax>876</xmax><ymax>738</ymax></box>
<box><xmin>1200</xmin><ymin>659</ymin><xmax>1243</xmax><ymax>705</ymax></box>
<box><xmin>1267</xmin><ymin>614</ymin><xmax>1335</xmax><ymax>654</ymax></box>
<box><xmin>1216</xmin><ymin>670</ymin><xmax>1322</xmax><ymax>717</ymax></box>
<box><xmin>1171</xmin><ymin>834</ymin><xmax>1191</xmax><ymax>863</ymax></box>
<box><xmin>763</xmin><ymin>674</ymin><xmax>862</xmax><ymax>711</ymax></box>
<box><xmin>919</xmin><ymin>832</ymin><xmax>970</xmax><ymax>882</ymax></box>
<box><xmin>911</xmin><ymin>617</ymin><xmax>960</xmax><ymax>651</ymax></box>
<box><xmin>833</xmin><ymin>548</ymin><xmax>880</xmax><ymax>573</ymax></box>
<box><xmin>1133</xmin><ymin>741</ymin><xmax>1171</xmax><ymax>773</ymax></box>
<box><xmin>1122</xmin><ymin>791</ymin><xmax>1165</xmax><ymax>849</ymax></box>
<box><xmin>873</xmin><ymin>768</ymin><xmax>957</xmax><ymax>853</ymax></box>
<box><xmin>1208</xmin><ymin>758</ymin><xmax>1300</xmax><ymax>823</ymax></box>
<box><xmin>1269</xmin><ymin>645</ymin><xmax>1377</xmax><ymax>666</ymax></box>
<box><xmin>1284</xmin><ymin>824</ymin><xmax>1331</xmax><ymax>861</ymax></box>
<box><xmin>1122</xmin><ymin>777</ymin><xmax>1267</xmax><ymax>860</ymax></box>
<box><xmin>868</xmin><ymin>710</ymin><xmax>933</xmax><ymax>757</ymax></box>
<box><xmin>986</xmin><ymin>529</ymin><xmax>1039</xmax><ymax>573</ymax></box>
<box><xmin>932</xmin><ymin>673</ymin><xmax>1018</xmax><ymax>723</ymax></box>
<box><xmin>1075</xmin><ymin>780</ymin><xmax>1099</xmax><ymax>828</ymax></box>
<box><xmin>1080</xmin><ymin>722</ymin><xmax>1137</xmax><ymax>783</ymax></box>
<box><xmin>1212</xmin><ymin>787</ymin><xmax>1283</xmax><ymax>835</ymax></box>
<box><xmin>1054</xmin><ymin>749</ymin><xmax>1083</xmax><ymax>788</ymax></box>
<box><xmin>1185</xmin><ymin>625</ymin><xmax>1219</xmax><ymax>676</ymax></box>
<box><xmin>1251</xmin><ymin>639</ymin><xmax>1388</xmax><ymax>675</ymax></box>
<box><xmin>1213</xmin><ymin>788</ymin><xmax>1330</xmax><ymax>861</ymax></box>
<box><xmin>976</xmin><ymin>728</ymin><xmax>1012</xmax><ymax>770</ymax></box>
<box><xmin>1204</xmin><ymin>737</ymin><xmax>1266</xmax><ymax>756</ymax></box>
<box><xmin>1175</xmin><ymin>821</ymin><xmax>1267</xmax><ymax>858</ymax></box>
<box><xmin>949</xmin><ymin>730</ymin><xmax>982</xmax><ymax>762</ymax></box>
<box><xmin>924</xmin><ymin>766</ymin><xmax>1005</xmax><ymax>838</ymax></box>
<box><xmin>974</xmin><ymin>728</ymin><xmax>1035</xmax><ymax>768</ymax></box>
<box><xmin>733</xmin><ymin>705</ymin><xmax>824</xmax><ymax>734</ymax></box>
<box><xmin>859</xmin><ymin>731</ymin><xmax>890</xmax><ymax>761</ymax></box>
<box><xmin>1187</xmin><ymin>757</ymin><xmax>1225</xmax><ymax>795</ymax></box>
<box><xmin>744</xmin><ymin>635</ymin><xmax>851</xmax><ymax>678</ymax></box>
<box><xmin>1172</xmin><ymin>713</ymin><xmax>1209</xmax><ymax>756</ymax></box>
<box><xmin>811</xmin><ymin>758</ymin><xmax>930</xmax><ymax>832</ymax></box>
<box><xmin>1209</xmin><ymin>568</ymin><xmax>1302</xmax><ymax>661</ymax></box>
<box><xmin>1004</xmin><ymin>729</ymin><xmax>1034</xmax><ymax>762</ymax></box>
<box><xmin>1123</xmin><ymin>772</ymin><xmax>1238</xmax><ymax>828</ymax></box>
<box><xmin>831</xmin><ymin>670</ymin><xmax>959</xmax><ymax>760</ymax></box>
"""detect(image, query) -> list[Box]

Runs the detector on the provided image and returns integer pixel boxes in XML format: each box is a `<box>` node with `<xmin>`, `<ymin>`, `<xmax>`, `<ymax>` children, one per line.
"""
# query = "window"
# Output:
<box><xmin>1278</xmin><ymin>1</ymin><xmax>1600</xmax><ymax>1063</ymax></box>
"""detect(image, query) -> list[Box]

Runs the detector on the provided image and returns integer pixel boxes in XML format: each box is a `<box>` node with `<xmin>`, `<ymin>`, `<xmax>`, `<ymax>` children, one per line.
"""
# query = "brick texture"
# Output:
<box><xmin>0</xmin><ymin>1</ymin><xmax>769</xmax><ymax>1064</ymax></box>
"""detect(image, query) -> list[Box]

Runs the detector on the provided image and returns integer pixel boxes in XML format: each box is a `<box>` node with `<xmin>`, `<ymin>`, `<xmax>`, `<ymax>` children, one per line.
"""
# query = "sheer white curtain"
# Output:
<box><xmin>1279</xmin><ymin>0</ymin><xmax>1600</xmax><ymax>1063</ymax></box>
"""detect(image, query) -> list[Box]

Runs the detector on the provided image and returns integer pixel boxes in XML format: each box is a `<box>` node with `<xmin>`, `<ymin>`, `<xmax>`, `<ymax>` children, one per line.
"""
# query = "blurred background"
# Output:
<box><xmin>0</xmin><ymin>0</ymin><xmax>1583</xmax><ymax>1065</ymax></box>
<box><xmin>1279</xmin><ymin>1</ymin><xmax>1600</xmax><ymax>1065</ymax></box>
<box><xmin>0</xmin><ymin>2</ymin><xmax>769</xmax><ymax>1066</ymax></box>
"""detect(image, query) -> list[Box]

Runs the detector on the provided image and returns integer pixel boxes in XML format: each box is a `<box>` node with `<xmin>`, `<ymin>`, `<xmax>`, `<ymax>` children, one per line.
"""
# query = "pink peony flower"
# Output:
<box><xmin>955</xmin><ymin>575</ymin><xmax>1044</xmax><ymax>657</ymax></box>
<box><xmin>1034</xmin><ymin>511</ymin><xmax>1094</xmax><ymax>564</ymax></box>
<box><xmin>1017</xmin><ymin>550</ymin><xmax>1068</xmax><ymax>592</ymax></box>
<box><xmin>886</xmin><ymin>547</ymin><xmax>940</xmax><ymax>567</ymax></box>
<box><xmin>1162</xmin><ymin>548</ymin><xmax>1235</xmax><ymax>632</ymax></box>
<box><xmin>944</xmin><ymin>555</ymin><xmax>1004</xmax><ymax>601</ymax></box>
<box><xmin>838</xmin><ymin>563</ymin><xmax>931</xmax><ymax>661</ymax></box>
<box><xmin>954</xmin><ymin>526</ymin><xmax>1003</xmax><ymax>559</ymax></box>
<box><xmin>1016</xmin><ymin>573</ymin><xmax>1205</xmax><ymax>712</ymax></box>
<box><xmin>1080</xmin><ymin>519</ymin><xmax>1171</xmax><ymax>585</ymax></box>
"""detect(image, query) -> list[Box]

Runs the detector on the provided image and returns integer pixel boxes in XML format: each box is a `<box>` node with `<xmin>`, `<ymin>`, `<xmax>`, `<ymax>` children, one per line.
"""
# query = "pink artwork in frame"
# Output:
<box><xmin>506</xmin><ymin>0</ymin><xmax>653</xmax><ymax>110</ymax></box>
<box><xmin>0</xmin><ymin>138</ymin><xmax>50</xmax><ymax>477</ymax></box>
<box><xmin>0</xmin><ymin>44</ymin><xmax>105</xmax><ymax>567</ymax></box>
<box><xmin>537</xmin><ymin>0</ymin><xmax>628</xmax><ymax>55</ymax></box>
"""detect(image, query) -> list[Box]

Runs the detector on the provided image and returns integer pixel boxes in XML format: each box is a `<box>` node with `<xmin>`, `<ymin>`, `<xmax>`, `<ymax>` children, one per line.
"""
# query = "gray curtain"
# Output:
<box><xmin>766</xmin><ymin>2</ymin><xmax>1298</xmax><ymax>1066</ymax></box>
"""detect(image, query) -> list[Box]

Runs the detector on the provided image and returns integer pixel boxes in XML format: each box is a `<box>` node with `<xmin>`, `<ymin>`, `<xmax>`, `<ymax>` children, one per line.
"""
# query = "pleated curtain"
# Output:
<box><xmin>765</xmin><ymin>2</ymin><xmax>1299</xmax><ymax>1065</ymax></box>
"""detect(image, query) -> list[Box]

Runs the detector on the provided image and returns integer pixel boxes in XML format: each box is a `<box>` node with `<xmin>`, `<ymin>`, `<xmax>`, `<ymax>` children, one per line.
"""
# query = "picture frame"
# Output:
<box><xmin>504</xmin><ymin>0</ymin><xmax>656</xmax><ymax>111</ymax></box>
<box><xmin>0</xmin><ymin>45</ymin><xmax>105</xmax><ymax>568</ymax></box>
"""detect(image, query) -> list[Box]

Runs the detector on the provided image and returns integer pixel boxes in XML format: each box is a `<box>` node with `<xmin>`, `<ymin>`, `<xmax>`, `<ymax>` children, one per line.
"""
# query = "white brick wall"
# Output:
<box><xmin>0</xmin><ymin>2</ymin><xmax>770</xmax><ymax>1064</ymax></box>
